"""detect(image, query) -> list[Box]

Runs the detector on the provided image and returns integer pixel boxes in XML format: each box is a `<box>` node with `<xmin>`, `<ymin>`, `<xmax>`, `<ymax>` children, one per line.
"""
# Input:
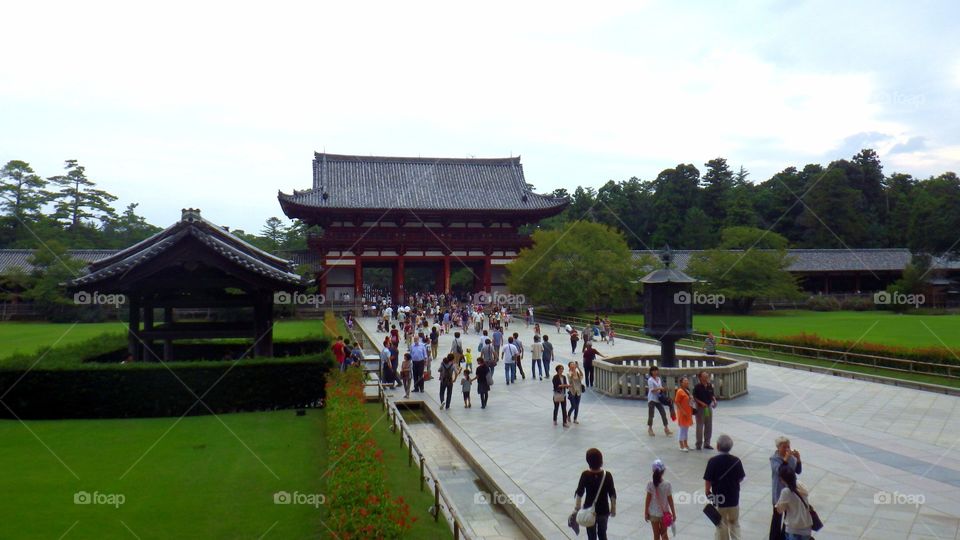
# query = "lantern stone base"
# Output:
<box><xmin>591</xmin><ymin>354</ymin><xmax>748</xmax><ymax>400</ymax></box>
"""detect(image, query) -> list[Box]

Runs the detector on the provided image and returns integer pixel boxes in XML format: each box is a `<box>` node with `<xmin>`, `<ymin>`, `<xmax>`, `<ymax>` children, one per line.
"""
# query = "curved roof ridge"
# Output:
<box><xmin>313</xmin><ymin>152</ymin><xmax>521</xmax><ymax>165</ymax></box>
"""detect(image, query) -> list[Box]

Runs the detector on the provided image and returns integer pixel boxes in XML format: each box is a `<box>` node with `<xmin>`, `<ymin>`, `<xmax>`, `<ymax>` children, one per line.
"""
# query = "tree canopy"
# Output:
<box><xmin>685</xmin><ymin>227</ymin><xmax>802</xmax><ymax>313</ymax></box>
<box><xmin>506</xmin><ymin>221</ymin><xmax>651</xmax><ymax>311</ymax></box>
<box><xmin>539</xmin><ymin>150</ymin><xmax>960</xmax><ymax>257</ymax></box>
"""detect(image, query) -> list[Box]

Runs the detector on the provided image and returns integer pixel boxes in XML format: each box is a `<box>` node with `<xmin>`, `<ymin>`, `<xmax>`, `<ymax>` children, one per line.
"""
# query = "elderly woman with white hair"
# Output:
<box><xmin>769</xmin><ymin>436</ymin><xmax>802</xmax><ymax>540</ymax></box>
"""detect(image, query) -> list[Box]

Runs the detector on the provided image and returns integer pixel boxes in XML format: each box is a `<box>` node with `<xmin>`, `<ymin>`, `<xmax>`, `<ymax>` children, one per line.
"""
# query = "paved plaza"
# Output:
<box><xmin>359</xmin><ymin>317</ymin><xmax>960</xmax><ymax>539</ymax></box>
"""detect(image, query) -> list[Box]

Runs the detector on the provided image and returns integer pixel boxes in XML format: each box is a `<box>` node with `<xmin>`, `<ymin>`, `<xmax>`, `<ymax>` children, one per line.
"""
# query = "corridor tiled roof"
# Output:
<box><xmin>633</xmin><ymin>248</ymin><xmax>915</xmax><ymax>272</ymax></box>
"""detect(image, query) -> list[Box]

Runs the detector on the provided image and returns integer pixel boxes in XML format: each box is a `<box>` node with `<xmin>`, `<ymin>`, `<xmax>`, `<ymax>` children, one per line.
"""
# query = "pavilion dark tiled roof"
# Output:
<box><xmin>66</xmin><ymin>209</ymin><xmax>306</xmax><ymax>289</ymax></box>
<box><xmin>278</xmin><ymin>152</ymin><xmax>568</xmax><ymax>214</ymax></box>
<box><xmin>633</xmin><ymin>248</ymin><xmax>916</xmax><ymax>273</ymax></box>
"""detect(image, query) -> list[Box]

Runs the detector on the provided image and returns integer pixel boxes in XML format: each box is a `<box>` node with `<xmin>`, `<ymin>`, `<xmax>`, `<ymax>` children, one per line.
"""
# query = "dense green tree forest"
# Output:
<box><xmin>3</xmin><ymin>150</ymin><xmax>958</xmax><ymax>257</ymax></box>
<box><xmin>0</xmin><ymin>159</ymin><xmax>311</xmax><ymax>253</ymax></box>
<box><xmin>539</xmin><ymin>149</ymin><xmax>960</xmax><ymax>256</ymax></box>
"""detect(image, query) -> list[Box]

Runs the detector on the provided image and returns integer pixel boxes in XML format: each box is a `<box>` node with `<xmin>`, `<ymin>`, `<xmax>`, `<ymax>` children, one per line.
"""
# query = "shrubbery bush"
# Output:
<box><xmin>721</xmin><ymin>329</ymin><xmax>959</xmax><ymax>373</ymax></box>
<box><xmin>839</xmin><ymin>296</ymin><xmax>874</xmax><ymax>311</ymax></box>
<box><xmin>805</xmin><ymin>296</ymin><xmax>841</xmax><ymax>311</ymax></box>
<box><xmin>0</xmin><ymin>334</ymin><xmax>335</xmax><ymax>419</ymax></box>
<box><xmin>326</xmin><ymin>368</ymin><xmax>414</xmax><ymax>539</ymax></box>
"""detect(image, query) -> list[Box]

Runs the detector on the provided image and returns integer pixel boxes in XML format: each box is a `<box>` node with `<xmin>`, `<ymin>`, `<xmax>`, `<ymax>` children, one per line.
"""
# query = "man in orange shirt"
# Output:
<box><xmin>674</xmin><ymin>376</ymin><xmax>694</xmax><ymax>452</ymax></box>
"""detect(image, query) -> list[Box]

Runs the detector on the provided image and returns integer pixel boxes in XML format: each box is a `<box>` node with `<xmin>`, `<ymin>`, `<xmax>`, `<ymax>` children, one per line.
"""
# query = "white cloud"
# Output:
<box><xmin>0</xmin><ymin>0</ymin><xmax>956</xmax><ymax>229</ymax></box>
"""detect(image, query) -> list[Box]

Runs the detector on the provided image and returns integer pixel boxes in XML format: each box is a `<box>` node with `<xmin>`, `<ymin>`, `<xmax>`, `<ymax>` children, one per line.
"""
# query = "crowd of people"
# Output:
<box><xmin>569</xmin><ymin>435</ymin><xmax>811</xmax><ymax>540</ymax></box>
<box><xmin>336</xmin><ymin>294</ymin><xmax>818</xmax><ymax>540</ymax></box>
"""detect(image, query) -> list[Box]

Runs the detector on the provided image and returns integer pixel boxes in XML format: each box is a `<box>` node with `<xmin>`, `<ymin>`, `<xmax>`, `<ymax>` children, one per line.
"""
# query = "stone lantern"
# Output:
<box><xmin>641</xmin><ymin>245</ymin><xmax>695</xmax><ymax>367</ymax></box>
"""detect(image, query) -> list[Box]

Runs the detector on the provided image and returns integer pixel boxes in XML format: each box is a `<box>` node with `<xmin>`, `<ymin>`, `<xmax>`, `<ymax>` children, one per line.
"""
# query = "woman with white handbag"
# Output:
<box><xmin>551</xmin><ymin>364</ymin><xmax>570</xmax><ymax>426</ymax></box>
<box><xmin>574</xmin><ymin>448</ymin><xmax>617</xmax><ymax>540</ymax></box>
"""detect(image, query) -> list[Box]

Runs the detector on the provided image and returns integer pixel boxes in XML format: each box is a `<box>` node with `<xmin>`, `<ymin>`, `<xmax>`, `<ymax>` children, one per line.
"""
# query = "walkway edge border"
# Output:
<box><xmin>355</xmin><ymin>319</ymin><xmax>565</xmax><ymax>539</ymax></box>
<box><xmin>713</xmin><ymin>347</ymin><xmax>960</xmax><ymax>396</ymax></box>
<box><xmin>539</xmin><ymin>314</ymin><xmax>960</xmax><ymax>397</ymax></box>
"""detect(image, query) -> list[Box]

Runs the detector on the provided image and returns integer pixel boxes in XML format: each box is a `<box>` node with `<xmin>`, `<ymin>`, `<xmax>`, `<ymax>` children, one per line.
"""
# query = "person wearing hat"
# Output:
<box><xmin>645</xmin><ymin>459</ymin><xmax>676</xmax><ymax>540</ymax></box>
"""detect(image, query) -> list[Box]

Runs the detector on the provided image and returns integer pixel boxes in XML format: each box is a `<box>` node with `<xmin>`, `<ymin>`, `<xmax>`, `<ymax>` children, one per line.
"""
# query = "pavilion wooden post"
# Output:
<box><xmin>127</xmin><ymin>294</ymin><xmax>141</xmax><ymax>360</ymax></box>
<box><xmin>142</xmin><ymin>299</ymin><xmax>154</xmax><ymax>362</ymax></box>
<box><xmin>163</xmin><ymin>306</ymin><xmax>174</xmax><ymax>361</ymax></box>
<box><xmin>253</xmin><ymin>292</ymin><xmax>274</xmax><ymax>358</ymax></box>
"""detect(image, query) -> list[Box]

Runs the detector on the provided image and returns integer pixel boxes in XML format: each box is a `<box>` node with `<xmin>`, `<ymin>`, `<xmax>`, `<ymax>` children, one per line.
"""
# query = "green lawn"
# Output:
<box><xmin>0</xmin><ymin>405</ymin><xmax>453</xmax><ymax>539</ymax></box>
<box><xmin>600</xmin><ymin>310</ymin><xmax>960</xmax><ymax>350</ymax></box>
<box><xmin>0</xmin><ymin>410</ymin><xmax>329</xmax><ymax>539</ymax></box>
<box><xmin>0</xmin><ymin>319</ymin><xmax>327</xmax><ymax>361</ymax></box>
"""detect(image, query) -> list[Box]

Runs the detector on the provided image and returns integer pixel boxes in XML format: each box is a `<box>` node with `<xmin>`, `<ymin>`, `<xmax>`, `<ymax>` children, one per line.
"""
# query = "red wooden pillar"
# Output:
<box><xmin>354</xmin><ymin>256</ymin><xmax>363</xmax><ymax>297</ymax></box>
<box><xmin>483</xmin><ymin>257</ymin><xmax>492</xmax><ymax>292</ymax></box>
<box><xmin>443</xmin><ymin>256</ymin><xmax>451</xmax><ymax>294</ymax></box>
<box><xmin>394</xmin><ymin>257</ymin><xmax>405</xmax><ymax>304</ymax></box>
<box><xmin>318</xmin><ymin>255</ymin><xmax>328</xmax><ymax>299</ymax></box>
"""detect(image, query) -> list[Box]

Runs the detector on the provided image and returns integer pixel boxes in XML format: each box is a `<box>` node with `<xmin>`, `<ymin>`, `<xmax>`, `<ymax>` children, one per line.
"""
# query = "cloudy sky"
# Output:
<box><xmin>2</xmin><ymin>0</ymin><xmax>958</xmax><ymax>232</ymax></box>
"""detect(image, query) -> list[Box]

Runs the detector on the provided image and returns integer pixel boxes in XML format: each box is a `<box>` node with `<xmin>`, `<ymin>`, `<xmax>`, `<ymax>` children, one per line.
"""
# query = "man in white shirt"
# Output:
<box><xmin>500</xmin><ymin>337</ymin><xmax>519</xmax><ymax>385</ymax></box>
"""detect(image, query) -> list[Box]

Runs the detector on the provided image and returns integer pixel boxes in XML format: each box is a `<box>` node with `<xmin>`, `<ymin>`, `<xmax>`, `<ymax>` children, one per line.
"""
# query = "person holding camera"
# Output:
<box><xmin>769</xmin><ymin>436</ymin><xmax>803</xmax><ymax>539</ymax></box>
<box><xmin>646</xmin><ymin>366</ymin><xmax>673</xmax><ymax>437</ymax></box>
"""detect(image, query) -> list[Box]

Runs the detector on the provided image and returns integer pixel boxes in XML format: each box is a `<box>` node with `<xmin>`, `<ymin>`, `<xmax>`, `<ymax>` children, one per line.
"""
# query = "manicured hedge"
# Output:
<box><xmin>0</xmin><ymin>334</ymin><xmax>335</xmax><ymax>419</ymax></box>
<box><xmin>2</xmin><ymin>333</ymin><xmax>330</xmax><ymax>369</ymax></box>
<box><xmin>84</xmin><ymin>338</ymin><xmax>330</xmax><ymax>363</ymax></box>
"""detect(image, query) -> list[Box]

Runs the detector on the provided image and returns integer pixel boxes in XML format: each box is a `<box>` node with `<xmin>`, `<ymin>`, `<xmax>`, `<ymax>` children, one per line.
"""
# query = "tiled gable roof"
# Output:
<box><xmin>278</xmin><ymin>153</ymin><xmax>567</xmax><ymax>213</ymax></box>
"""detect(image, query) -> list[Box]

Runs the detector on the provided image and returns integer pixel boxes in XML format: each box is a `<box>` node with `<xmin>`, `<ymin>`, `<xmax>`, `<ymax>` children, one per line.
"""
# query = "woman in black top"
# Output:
<box><xmin>574</xmin><ymin>448</ymin><xmax>617</xmax><ymax>540</ymax></box>
<box><xmin>552</xmin><ymin>364</ymin><xmax>570</xmax><ymax>426</ymax></box>
<box><xmin>475</xmin><ymin>358</ymin><xmax>491</xmax><ymax>409</ymax></box>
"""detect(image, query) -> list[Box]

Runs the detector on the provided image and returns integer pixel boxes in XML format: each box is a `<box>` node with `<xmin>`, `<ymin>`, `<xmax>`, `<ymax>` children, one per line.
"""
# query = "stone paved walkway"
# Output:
<box><xmin>360</xmin><ymin>317</ymin><xmax>960</xmax><ymax>539</ymax></box>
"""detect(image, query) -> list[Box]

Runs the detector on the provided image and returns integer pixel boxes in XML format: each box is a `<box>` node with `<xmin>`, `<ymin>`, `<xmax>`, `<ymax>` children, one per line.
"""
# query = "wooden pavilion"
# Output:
<box><xmin>68</xmin><ymin>208</ymin><xmax>309</xmax><ymax>361</ymax></box>
<box><xmin>278</xmin><ymin>153</ymin><xmax>568</xmax><ymax>303</ymax></box>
